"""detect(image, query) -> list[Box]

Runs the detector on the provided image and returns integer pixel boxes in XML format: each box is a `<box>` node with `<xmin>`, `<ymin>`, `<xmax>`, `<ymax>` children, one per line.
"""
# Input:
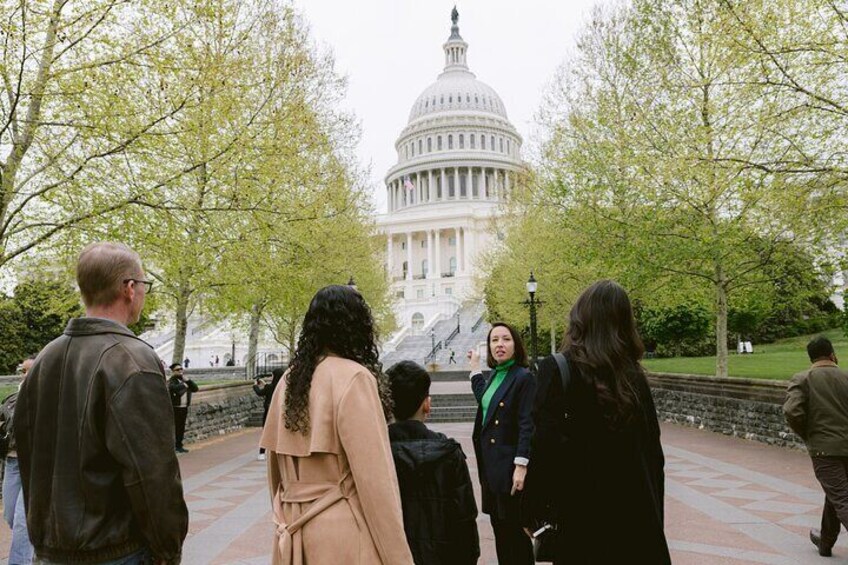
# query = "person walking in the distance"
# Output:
<box><xmin>168</xmin><ymin>362</ymin><xmax>198</xmax><ymax>453</ymax></box>
<box><xmin>254</xmin><ymin>367</ymin><xmax>283</xmax><ymax>461</ymax></box>
<box><xmin>784</xmin><ymin>336</ymin><xmax>848</xmax><ymax>557</ymax></box>
<box><xmin>386</xmin><ymin>360</ymin><xmax>480</xmax><ymax>565</ymax></box>
<box><xmin>259</xmin><ymin>285</ymin><xmax>413</xmax><ymax>564</ymax></box>
<box><xmin>14</xmin><ymin>242</ymin><xmax>188</xmax><ymax>564</ymax></box>
<box><xmin>1</xmin><ymin>355</ymin><xmax>36</xmax><ymax>564</ymax></box>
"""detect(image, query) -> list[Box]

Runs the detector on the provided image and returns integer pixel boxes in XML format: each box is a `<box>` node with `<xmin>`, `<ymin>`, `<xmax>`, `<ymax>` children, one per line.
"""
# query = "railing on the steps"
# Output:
<box><xmin>425</xmin><ymin>340</ymin><xmax>443</xmax><ymax>363</ymax></box>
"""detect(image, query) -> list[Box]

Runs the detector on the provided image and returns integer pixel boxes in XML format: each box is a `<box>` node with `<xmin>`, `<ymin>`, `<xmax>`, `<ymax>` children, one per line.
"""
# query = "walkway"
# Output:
<box><xmin>0</xmin><ymin>423</ymin><xmax>844</xmax><ymax>564</ymax></box>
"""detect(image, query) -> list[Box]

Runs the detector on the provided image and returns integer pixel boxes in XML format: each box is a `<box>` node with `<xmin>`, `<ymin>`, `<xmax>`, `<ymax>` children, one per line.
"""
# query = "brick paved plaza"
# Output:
<box><xmin>0</xmin><ymin>422</ymin><xmax>844</xmax><ymax>564</ymax></box>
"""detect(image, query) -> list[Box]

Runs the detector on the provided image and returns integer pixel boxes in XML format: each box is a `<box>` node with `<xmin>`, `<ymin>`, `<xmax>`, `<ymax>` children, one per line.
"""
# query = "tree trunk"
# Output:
<box><xmin>171</xmin><ymin>286</ymin><xmax>191</xmax><ymax>366</ymax></box>
<box><xmin>0</xmin><ymin>1</ymin><xmax>63</xmax><ymax>265</ymax></box>
<box><xmin>246</xmin><ymin>303</ymin><xmax>262</xmax><ymax>380</ymax></box>
<box><xmin>715</xmin><ymin>265</ymin><xmax>729</xmax><ymax>379</ymax></box>
<box><xmin>287</xmin><ymin>320</ymin><xmax>299</xmax><ymax>362</ymax></box>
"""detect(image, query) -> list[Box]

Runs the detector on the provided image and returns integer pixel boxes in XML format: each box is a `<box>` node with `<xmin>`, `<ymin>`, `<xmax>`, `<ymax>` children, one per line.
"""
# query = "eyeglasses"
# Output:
<box><xmin>123</xmin><ymin>279</ymin><xmax>153</xmax><ymax>293</ymax></box>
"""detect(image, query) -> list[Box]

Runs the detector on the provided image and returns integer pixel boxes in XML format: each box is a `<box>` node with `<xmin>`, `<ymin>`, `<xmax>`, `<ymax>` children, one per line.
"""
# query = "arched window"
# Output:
<box><xmin>459</xmin><ymin>134</ymin><xmax>464</xmax><ymax>149</ymax></box>
<box><xmin>491</xmin><ymin>135</ymin><xmax>495</xmax><ymax>150</ymax></box>
<box><xmin>421</xmin><ymin>259</ymin><xmax>428</xmax><ymax>276</ymax></box>
<box><xmin>427</xmin><ymin>137</ymin><xmax>432</xmax><ymax>152</ymax></box>
<box><xmin>507</xmin><ymin>139</ymin><xmax>511</xmax><ymax>154</ymax></box>
<box><xmin>440</xmin><ymin>96</ymin><xmax>444</xmax><ymax>105</ymax></box>
<box><xmin>500</xmin><ymin>138</ymin><xmax>504</xmax><ymax>152</ymax></box>
<box><xmin>418</xmin><ymin>139</ymin><xmax>422</xmax><ymax>154</ymax></box>
<box><xmin>481</xmin><ymin>135</ymin><xmax>486</xmax><ymax>150</ymax></box>
<box><xmin>402</xmin><ymin>261</ymin><xmax>409</xmax><ymax>278</ymax></box>
<box><xmin>449</xmin><ymin>257</ymin><xmax>457</xmax><ymax>275</ymax></box>
<box><xmin>411</xmin><ymin>313</ymin><xmax>425</xmax><ymax>332</ymax></box>
<box><xmin>438</xmin><ymin>136</ymin><xmax>443</xmax><ymax>150</ymax></box>
<box><xmin>449</xmin><ymin>95</ymin><xmax>452</xmax><ymax>103</ymax></box>
<box><xmin>448</xmin><ymin>135</ymin><xmax>453</xmax><ymax>149</ymax></box>
<box><xmin>411</xmin><ymin>143</ymin><xmax>415</xmax><ymax>157</ymax></box>
<box><xmin>470</xmin><ymin>134</ymin><xmax>476</xmax><ymax>149</ymax></box>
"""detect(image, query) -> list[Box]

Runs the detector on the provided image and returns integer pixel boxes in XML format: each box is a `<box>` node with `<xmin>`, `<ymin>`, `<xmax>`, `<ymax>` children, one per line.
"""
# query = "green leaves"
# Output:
<box><xmin>488</xmin><ymin>0</ymin><xmax>844</xmax><ymax>377</ymax></box>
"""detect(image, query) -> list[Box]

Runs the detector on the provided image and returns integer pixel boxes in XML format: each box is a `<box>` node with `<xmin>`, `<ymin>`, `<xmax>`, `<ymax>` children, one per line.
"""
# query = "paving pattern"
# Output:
<box><xmin>1</xmin><ymin>423</ymin><xmax>846</xmax><ymax>564</ymax></box>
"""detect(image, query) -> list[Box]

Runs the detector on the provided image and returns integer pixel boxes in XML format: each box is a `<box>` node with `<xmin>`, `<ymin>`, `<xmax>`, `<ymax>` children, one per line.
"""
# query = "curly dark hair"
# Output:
<box><xmin>284</xmin><ymin>285</ymin><xmax>393</xmax><ymax>433</ymax></box>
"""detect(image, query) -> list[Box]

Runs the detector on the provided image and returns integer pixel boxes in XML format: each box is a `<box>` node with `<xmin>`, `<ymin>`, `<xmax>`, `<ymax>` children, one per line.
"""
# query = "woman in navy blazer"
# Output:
<box><xmin>469</xmin><ymin>322</ymin><xmax>536</xmax><ymax>565</ymax></box>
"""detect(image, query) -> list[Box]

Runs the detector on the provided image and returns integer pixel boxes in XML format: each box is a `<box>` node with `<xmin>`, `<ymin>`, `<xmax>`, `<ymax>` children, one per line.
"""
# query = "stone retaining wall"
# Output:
<box><xmin>183</xmin><ymin>382</ymin><xmax>263</xmax><ymax>444</ymax></box>
<box><xmin>647</xmin><ymin>373</ymin><xmax>804</xmax><ymax>449</ymax></box>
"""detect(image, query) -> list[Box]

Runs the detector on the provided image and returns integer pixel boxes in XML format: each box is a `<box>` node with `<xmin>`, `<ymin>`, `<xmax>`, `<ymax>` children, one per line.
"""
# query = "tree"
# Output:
<box><xmin>0</xmin><ymin>0</ymin><xmax>201</xmax><ymax>273</ymax></box>
<box><xmin>0</xmin><ymin>277</ymin><xmax>83</xmax><ymax>372</ymax></box>
<box><xmin>532</xmin><ymin>0</ymin><xmax>839</xmax><ymax>377</ymax></box>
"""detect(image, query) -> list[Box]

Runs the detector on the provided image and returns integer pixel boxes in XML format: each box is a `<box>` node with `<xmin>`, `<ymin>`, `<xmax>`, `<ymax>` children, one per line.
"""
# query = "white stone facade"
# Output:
<box><xmin>378</xmin><ymin>11</ymin><xmax>523</xmax><ymax>339</ymax></box>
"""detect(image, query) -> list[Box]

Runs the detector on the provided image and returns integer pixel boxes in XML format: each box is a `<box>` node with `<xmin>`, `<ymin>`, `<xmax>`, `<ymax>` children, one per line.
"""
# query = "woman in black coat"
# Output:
<box><xmin>468</xmin><ymin>322</ymin><xmax>536</xmax><ymax>565</ymax></box>
<box><xmin>524</xmin><ymin>280</ymin><xmax>670</xmax><ymax>564</ymax></box>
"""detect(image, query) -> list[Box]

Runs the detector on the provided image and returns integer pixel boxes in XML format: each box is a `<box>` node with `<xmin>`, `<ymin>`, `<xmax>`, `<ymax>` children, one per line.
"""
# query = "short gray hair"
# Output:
<box><xmin>76</xmin><ymin>242</ymin><xmax>142</xmax><ymax>307</ymax></box>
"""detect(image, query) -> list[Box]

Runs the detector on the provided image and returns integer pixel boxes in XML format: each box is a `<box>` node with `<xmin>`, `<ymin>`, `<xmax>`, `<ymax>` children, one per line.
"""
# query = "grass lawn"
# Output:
<box><xmin>642</xmin><ymin>328</ymin><xmax>846</xmax><ymax>380</ymax></box>
<box><xmin>0</xmin><ymin>384</ymin><xmax>16</xmax><ymax>400</ymax></box>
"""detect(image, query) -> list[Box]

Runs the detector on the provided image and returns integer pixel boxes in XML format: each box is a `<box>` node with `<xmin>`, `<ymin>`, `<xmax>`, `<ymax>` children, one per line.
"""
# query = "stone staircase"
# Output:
<box><xmin>381</xmin><ymin>300</ymin><xmax>490</xmax><ymax>369</ymax></box>
<box><xmin>429</xmin><ymin>392</ymin><xmax>476</xmax><ymax>423</ymax></box>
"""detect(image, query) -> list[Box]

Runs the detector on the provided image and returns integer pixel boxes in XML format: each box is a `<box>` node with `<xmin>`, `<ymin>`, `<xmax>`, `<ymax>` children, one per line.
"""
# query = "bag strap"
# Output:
<box><xmin>552</xmin><ymin>352</ymin><xmax>571</xmax><ymax>396</ymax></box>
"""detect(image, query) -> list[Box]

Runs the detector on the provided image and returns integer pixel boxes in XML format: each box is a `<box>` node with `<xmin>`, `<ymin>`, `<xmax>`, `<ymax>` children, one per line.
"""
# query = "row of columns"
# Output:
<box><xmin>386</xmin><ymin>226</ymin><xmax>472</xmax><ymax>281</ymax></box>
<box><xmin>387</xmin><ymin>167</ymin><xmax>513</xmax><ymax>212</ymax></box>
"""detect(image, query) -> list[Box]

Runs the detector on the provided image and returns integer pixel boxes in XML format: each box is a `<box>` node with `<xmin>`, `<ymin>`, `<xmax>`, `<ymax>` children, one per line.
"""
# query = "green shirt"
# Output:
<box><xmin>481</xmin><ymin>359</ymin><xmax>516</xmax><ymax>423</ymax></box>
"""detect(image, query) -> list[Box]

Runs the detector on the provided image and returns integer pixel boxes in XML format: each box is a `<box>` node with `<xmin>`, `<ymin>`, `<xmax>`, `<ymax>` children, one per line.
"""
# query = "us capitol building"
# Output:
<box><xmin>378</xmin><ymin>9</ymin><xmax>524</xmax><ymax>348</ymax></box>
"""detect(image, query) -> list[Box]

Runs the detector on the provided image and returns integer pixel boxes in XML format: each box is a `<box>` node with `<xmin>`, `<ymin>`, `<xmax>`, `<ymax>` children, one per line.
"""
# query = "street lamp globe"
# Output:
<box><xmin>526</xmin><ymin>272</ymin><xmax>537</xmax><ymax>296</ymax></box>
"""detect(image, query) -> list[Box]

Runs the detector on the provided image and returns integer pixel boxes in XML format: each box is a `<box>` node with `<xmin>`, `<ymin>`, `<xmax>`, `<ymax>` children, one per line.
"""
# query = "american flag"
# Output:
<box><xmin>403</xmin><ymin>176</ymin><xmax>415</xmax><ymax>192</ymax></box>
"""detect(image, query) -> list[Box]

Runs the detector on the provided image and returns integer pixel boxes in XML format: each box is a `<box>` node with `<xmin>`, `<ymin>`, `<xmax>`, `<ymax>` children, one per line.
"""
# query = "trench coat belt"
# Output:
<box><xmin>273</xmin><ymin>472</ymin><xmax>354</xmax><ymax>565</ymax></box>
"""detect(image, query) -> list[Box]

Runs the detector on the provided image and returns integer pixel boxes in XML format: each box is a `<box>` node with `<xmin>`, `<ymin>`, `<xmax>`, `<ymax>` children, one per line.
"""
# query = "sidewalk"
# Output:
<box><xmin>0</xmin><ymin>423</ymin><xmax>843</xmax><ymax>564</ymax></box>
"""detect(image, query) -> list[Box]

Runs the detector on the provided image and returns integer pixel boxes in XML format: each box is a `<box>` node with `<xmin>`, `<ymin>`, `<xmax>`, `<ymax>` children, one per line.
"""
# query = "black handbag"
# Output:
<box><xmin>532</xmin><ymin>352</ymin><xmax>571</xmax><ymax>562</ymax></box>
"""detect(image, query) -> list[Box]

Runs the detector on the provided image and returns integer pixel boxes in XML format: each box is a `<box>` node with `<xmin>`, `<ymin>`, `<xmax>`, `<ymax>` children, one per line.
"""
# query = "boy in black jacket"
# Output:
<box><xmin>387</xmin><ymin>361</ymin><xmax>480</xmax><ymax>565</ymax></box>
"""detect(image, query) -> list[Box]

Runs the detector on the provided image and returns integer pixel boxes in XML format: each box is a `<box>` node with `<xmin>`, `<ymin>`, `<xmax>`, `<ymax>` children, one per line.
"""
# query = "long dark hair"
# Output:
<box><xmin>562</xmin><ymin>280</ymin><xmax>645</xmax><ymax>429</ymax></box>
<box><xmin>486</xmin><ymin>322</ymin><xmax>530</xmax><ymax>369</ymax></box>
<box><xmin>284</xmin><ymin>285</ymin><xmax>393</xmax><ymax>433</ymax></box>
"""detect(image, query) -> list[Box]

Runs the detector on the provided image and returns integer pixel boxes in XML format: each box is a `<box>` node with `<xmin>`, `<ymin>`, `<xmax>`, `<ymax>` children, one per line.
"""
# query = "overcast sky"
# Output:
<box><xmin>293</xmin><ymin>0</ymin><xmax>605</xmax><ymax>212</ymax></box>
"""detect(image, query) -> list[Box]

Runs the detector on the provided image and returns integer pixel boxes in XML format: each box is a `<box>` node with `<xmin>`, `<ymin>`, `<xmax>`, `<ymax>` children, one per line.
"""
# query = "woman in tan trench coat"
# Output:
<box><xmin>260</xmin><ymin>285</ymin><xmax>414</xmax><ymax>565</ymax></box>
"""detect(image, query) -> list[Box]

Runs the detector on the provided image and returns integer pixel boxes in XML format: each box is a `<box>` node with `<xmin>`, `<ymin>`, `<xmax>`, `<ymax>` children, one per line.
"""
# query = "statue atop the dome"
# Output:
<box><xmin>451</xmin><ymin>6</ymin><xmax>459</xmax><ymax>26</ymax></box>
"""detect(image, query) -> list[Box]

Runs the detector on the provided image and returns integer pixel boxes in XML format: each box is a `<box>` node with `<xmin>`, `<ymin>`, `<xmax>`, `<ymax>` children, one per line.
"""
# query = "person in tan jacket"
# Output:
<box><xmin>259</xmin><ymin>285</ymin><xmax>414</xmax><ymax>565</ymax></box>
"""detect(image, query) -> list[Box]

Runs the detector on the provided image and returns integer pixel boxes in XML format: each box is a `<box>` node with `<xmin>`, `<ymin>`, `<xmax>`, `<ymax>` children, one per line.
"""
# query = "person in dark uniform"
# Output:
<box><xmin>253</xmin><ymin>368</ymin><xmax>283</xmax><ymax>461</ymax></box>
<box><xmin>168</xmin><ymin>363</ymin><xmax>198</xmax><ymax>453</ymax></box>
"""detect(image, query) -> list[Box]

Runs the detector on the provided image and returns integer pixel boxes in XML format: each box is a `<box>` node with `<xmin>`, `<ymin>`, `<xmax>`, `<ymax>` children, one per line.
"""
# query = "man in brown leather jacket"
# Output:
<box><xmin>14</xmin><ymin>242</ymin><xmax>188</xmax><ymax>564</ymax></box>
<box><xmin>784</xmin><ymin>336</ymin><xmax>848</xmax><ymax>558</ymax></box>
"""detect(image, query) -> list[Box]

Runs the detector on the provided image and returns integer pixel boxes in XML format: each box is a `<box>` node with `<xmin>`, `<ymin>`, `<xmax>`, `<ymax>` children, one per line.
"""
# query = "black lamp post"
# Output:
<box><xmin>527</xmin><ymin>271</ymin><xmax>539</xmax><ymax>367</ymax></box>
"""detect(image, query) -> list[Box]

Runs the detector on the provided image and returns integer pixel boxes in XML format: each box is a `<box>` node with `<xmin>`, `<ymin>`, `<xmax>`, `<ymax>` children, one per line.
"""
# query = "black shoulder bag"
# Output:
<box><xmin>533</xmin><ymin>352</ymin><xmax>571</xmax><ymax>562</ymax></box>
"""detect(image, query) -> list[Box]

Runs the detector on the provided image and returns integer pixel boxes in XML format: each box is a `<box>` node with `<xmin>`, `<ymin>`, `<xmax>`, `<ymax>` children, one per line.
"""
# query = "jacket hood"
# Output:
<box><xmin>389</xmin><ymin>421</ymin><xmax>462</xmax><ymax>470</ymax></box>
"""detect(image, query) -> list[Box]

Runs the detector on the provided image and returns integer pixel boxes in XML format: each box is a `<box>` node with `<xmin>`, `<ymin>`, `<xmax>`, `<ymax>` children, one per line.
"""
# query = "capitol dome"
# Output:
<box><xmin>378</xmin><ymin>7</ymin><xmax>523</xmax><ymax>347</ymax></box>
<box><xmin>409</xmin><ymin>73</ymin><xmax>508</xmax><ymax>122</ymax></box>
